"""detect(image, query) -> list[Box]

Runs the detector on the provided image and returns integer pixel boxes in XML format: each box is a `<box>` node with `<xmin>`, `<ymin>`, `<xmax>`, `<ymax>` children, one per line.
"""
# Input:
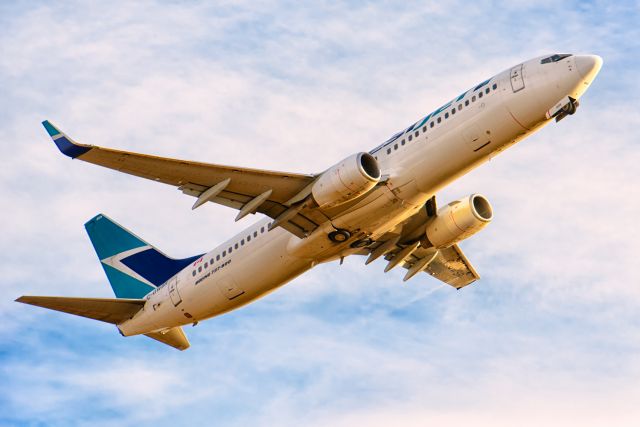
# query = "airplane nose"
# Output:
<box><xmin>575</xmin><ymin>54</ymin><xmax>603</xmax><ymax>80</ymax></box>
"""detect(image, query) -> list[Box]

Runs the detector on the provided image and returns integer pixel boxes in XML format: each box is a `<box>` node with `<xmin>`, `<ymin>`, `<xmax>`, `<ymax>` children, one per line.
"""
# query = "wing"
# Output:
<box><xmin>16</xmin><ymin>296</ymin><xmax>145</xmax><ymax>324</ymax></box>
<box><xmin>42</xmin><ymin>120</ymin><xmax>325</xmax><ymax>238</ymax></box>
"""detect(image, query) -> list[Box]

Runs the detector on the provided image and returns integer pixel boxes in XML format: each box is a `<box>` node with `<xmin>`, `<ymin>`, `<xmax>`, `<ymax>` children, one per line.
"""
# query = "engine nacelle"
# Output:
<box><xmin>311</xmin><ymin>152</ymin><xmax>381</xmax><ymax>209</ymax></box>
<box><xmin>425</xmin><ymin>194</ymin><xmax>493</xmax><ymax>248</ymax></box>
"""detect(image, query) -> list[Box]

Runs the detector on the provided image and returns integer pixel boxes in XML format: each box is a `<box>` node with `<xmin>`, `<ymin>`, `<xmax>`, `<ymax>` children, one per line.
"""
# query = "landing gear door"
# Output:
<box><xmin>168</xmin><ymin>276</ymin><xmax>182</xmax><ymax>306</ymax></box>
<box><xmin>510</xmin><ymin>64</ymin><xmax>525</xmax><ymax>93</ymax></box>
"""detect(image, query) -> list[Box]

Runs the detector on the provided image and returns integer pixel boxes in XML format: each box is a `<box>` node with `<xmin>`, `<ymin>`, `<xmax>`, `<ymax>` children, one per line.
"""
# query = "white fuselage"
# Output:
<box><xmin>119</xmin><ymin>54</ymin><xmax>601</xmax><ymax>336</ymax></box>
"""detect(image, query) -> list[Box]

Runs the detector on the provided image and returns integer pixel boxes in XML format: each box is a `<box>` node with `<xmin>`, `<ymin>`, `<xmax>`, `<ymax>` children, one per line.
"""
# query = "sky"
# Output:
<box><xmin>1</xmin><ymin>1</ymin><xmax>639</xmax><ymax>426</ymax></box>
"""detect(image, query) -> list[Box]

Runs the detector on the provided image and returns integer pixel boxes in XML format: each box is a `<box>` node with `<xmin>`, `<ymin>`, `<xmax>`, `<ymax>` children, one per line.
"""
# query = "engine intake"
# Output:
<box><xmin>312</xmin><ymin>152</ymin><xmax>381</xmax><ymax>208</ymax></box>
<box><xmin>425</xmin><ymin>194</ymin><xmax>493</xmax><ymax>248</ymax></box>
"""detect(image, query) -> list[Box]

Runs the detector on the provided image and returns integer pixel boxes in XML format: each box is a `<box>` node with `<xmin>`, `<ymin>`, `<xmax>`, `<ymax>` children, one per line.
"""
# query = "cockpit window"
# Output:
<box><xmin>541</xmin><ymin>54</ymin><xmax>572</xmax><ymax>64</ymax></box>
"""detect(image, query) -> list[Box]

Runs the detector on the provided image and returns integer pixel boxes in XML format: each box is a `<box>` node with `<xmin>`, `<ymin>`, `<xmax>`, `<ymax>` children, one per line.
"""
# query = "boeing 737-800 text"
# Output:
<box><xmin>17</xmin><ymin>54</ymin><xmax>602</xmax><ymax>350</ymax></box>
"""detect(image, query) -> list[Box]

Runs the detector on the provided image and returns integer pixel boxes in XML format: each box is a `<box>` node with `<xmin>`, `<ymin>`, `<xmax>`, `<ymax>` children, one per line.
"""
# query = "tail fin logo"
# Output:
<box><xmin>100</xmin><ymin>245</ymin><xmax>155</xmax><ymax>287</ymax></box>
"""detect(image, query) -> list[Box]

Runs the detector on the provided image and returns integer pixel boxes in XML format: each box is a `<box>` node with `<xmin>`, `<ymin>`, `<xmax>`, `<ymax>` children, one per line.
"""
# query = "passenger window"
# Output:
<box><xmin>472</xmin><ymin>95</ymin><xmax>476</xmax><ymax>102</ymax></box>
<box><xmin>492</xmin><ymin>83</ymin><xmax>497</xmax><ymax>90</ymax></box>
<box><xmin>241</xmin><ymin>239</ymin><xmax>244</xmax><ymax>245</ymax></box>
<box><xmin>485</xmin><ymin>88</ymin><xmax>490</xmax><ymax>94</ymax></box>
<box><xmin>216</xmin><ymin>254</ymin><xmax>220</xmax><ymax>261</ymax></box>
<box><xmin>422</xmin><ymin>126</ymin><xmax>427</xmax><ymax>132</ymax></box>
<box><xmin>247</xmin><ymin>235</ymin><xmax>251</xmax><ymax>242</ymax></box>
<box><xmin>204</xmin><ymin>262</ymin><xmax>208</xmax><ymax>268</ymax></box>
<box><xmin>408</xmin><ymin>135</ymin><xmax>412</xmax><ymax>142</ymax></box>
<box><xmin>223</xmin><ymin>250</ymin><xmax>226</xmax><ymax>257</ymax></box>
<box><xmin>414</xmin><ymin>131</ymin><xmax>419</xmax><ymax>137</ymax></box>
<box><xmin>401</xmin><ymin>139</ymin><xmax>405</xmax><ymax>146</ymax></box>
<box><xmin>229</xmin><ymin>247</ymin><xmax>232</xmax><ymax>253</ymax></box>
<box><xmin>234</xmin><ymin>243</ymin><xmax>239</xmax><ymax>249</ymax></box>
<box><xmin>437</xmin><ymin>117</ymin><xmax>441</xmax><ymax>123</ymax></box>
<box><xmin>387</xmin><ymin>148</ymin><xmax>391</xmax><ymax>154</ymax></box>
<box><xmin>451</xmin><ymin>109</ymin><xmax>455</xmax><ymax>115</ymax></box>
<box><xmin>198</xmin><ymin>266</ymin><xmax>202</xmax><ymax>272</ymax></box>
<box><xmin>458</xmin><ymin>104</ymin><xmax>462</xmax><ymax>110</ymax></box>
<box><xmin>478</xmin><ymin>92</ymin><xmax>483</xmax><ymax>98</ymax></box>
<box><xmin>261</xmin><ymin>227</ymin><xmax>265</xmax><ymax>233</ymax></box>
<box><xmin>445</xmin><ymin>112</ymin><xmax>449</xmax><ymax>119</ymax></box>
<box><xmin>192</xmin><ymin>271</ymin><xmax>196</xmax><ymax>277</ymax></box>
<box><xmin>465</xmin><ymin>100</ymin><xmax>469</xmax><ymax>106</ymax></box>
<box><xmin>253</xmin><ymin>231</ymin><xmax>258</xmax><ymax>237</ymax></box>
<box><xmin>430</xmin><ymin>121</ymin><xmax>434</xmax><ymax>128</ymax></box>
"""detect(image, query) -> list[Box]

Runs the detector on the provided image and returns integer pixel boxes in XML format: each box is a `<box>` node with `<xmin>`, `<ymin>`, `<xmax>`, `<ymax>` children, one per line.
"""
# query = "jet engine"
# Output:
<box><xmin>311</xmin><ymin>152</ymin><xmax>381</xmax><ymax>208</ymax></box>
<box><xmin>425</xmin><ymin>194</ymin><xmax>493</xmax><ymax>248</ymax></box>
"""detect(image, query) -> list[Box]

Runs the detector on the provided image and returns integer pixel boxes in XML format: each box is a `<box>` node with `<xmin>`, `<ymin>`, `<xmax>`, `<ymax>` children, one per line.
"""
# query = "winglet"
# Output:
<box><xmin>42</xmin><ymin>120</ymin><xmax>92</xmax><ymax>159</ymax></box>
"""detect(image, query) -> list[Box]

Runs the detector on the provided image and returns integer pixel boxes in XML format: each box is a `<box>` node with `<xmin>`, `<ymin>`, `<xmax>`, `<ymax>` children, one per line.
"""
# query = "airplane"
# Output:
<box><xmin>17</xmin><ymin>53</ymin><xmax>602</xmax><ymax>350</ymax></box>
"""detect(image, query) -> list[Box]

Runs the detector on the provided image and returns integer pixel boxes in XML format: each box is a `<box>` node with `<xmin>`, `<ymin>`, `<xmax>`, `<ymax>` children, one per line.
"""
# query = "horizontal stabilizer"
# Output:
<box><xmin>145</xmin><ymin>327</ymin><xmax>190</xmax><ymax>351</ymax></box>
<box><xmin>16</xmin><ymin>296</ymin><xmax>145</xmax><ymax>324</ymax></box>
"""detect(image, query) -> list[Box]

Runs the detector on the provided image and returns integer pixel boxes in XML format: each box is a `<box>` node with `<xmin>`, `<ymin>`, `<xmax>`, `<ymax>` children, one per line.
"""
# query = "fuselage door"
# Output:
<box><xmin>510</xmin><ymin>64</ymin><xmax>525</xmax><ymax>93</ymax></box>
<box><xmin>168</xmin><ymin>276</ymin><xmax>182</xmax><ymax>307</ymax></box>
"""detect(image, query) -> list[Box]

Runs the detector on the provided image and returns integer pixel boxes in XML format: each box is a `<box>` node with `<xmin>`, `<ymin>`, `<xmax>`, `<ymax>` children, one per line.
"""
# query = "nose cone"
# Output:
<box><xmin>575</xmin><ymin>54</ymin><xmax>603</xmax><ymax>81</ymax></box>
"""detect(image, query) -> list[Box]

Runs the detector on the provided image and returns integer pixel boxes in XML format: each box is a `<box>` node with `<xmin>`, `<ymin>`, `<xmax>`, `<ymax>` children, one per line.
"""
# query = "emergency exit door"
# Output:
<box><xmin>168</xmin><ymin>277</ymin><xmax>182</xmax><ymax>306</ymax></box>
<box><xmin>510</xmin><ymin>64</ymin><xmax>525</xmax><ymax>92</ymax></box>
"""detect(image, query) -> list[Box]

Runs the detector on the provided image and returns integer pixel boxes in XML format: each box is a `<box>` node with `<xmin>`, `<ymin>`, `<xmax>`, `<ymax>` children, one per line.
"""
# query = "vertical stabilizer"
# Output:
<box><xmin>85</xmin><ymin>214</ymin><xmax>202</xmax><ymax>299</ymax></box>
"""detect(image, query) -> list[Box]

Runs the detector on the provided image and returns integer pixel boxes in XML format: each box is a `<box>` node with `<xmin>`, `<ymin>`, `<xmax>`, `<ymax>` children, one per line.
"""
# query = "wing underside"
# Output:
<box><xmin>373</xmin><ymin>243</ymin><xmax>479</xmax><ymax>289</ymax></box>
<box><xmin>407</xmin><ymin>244</ymin><xmax>479</xmax><ymax>288</ymax></box>
<box><xmin>43</xmin><ymin>120</ymin><xmax>325</xmax><ymax>238</ymax></box>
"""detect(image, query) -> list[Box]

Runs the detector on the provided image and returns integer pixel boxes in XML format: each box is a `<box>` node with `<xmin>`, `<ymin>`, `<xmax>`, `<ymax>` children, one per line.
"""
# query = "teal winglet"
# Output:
<box><xmin>41</xmin><ymin>120</ymin><xmax>92</xmax><ymax>158</ymax></box>
<box><xmin>42</xmin><ymin>120</ymin><xmax>61</xmax><ymax>137</ymax></box>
